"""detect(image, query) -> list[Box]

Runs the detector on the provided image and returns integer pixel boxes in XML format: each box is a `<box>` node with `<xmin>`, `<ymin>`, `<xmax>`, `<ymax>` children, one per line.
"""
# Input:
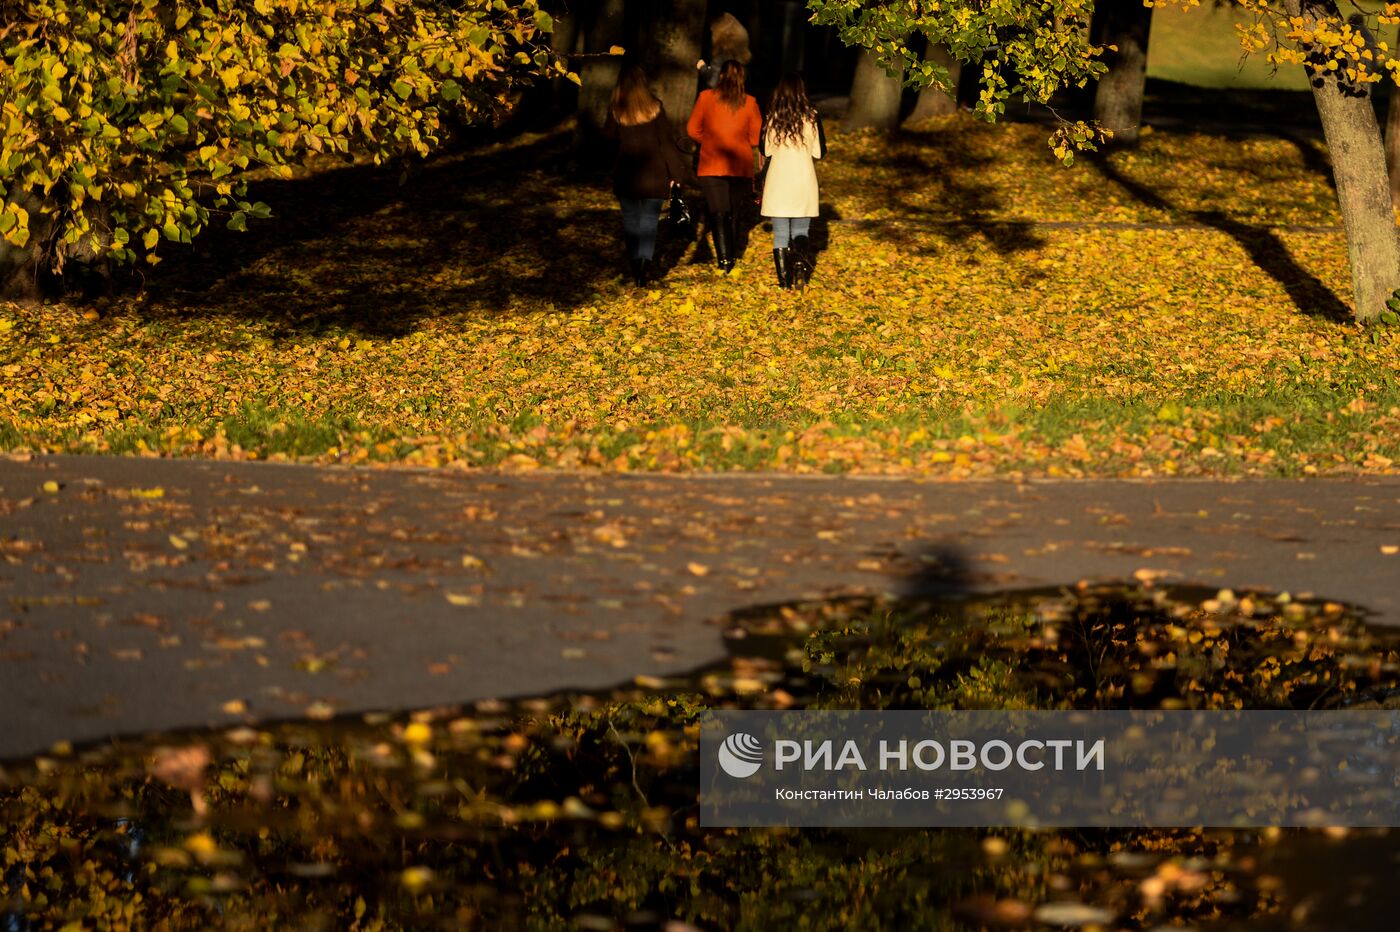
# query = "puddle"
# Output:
<box><xmin>3</xmin><ymin>583</ymin><xmax>1400</xmax><ymax>929</ymax></box>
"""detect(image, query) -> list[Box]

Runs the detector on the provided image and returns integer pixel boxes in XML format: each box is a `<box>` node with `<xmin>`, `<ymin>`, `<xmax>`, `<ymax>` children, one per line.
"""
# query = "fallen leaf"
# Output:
<box><xmin>400</xmin><ymin>866</ymin><xmax>434</xmax><ymax>892</ymax></box>
<box><xmin>401</xmin><ymin>722</ymin><xmax>432</xmax><ymax>745</ymax></box>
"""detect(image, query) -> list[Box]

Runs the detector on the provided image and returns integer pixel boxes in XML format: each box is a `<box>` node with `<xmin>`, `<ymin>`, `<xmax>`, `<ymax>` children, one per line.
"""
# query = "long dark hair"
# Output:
<box><xmin>766</xmin><ymin>73</ymin><xmax>816</xmax><ymax>147</ymax></box>
<box><xmin>610</xmin><ymin>66</ymin><xmax>661</xmax><ymax>126</ymax></box>
<box><xmin>715</xmin><ymin>60</ymin><xmax>746</xmax><ymax>111</ymax></box>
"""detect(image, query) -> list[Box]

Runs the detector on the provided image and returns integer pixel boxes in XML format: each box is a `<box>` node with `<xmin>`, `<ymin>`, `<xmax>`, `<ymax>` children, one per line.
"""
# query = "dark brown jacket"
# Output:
<box><xmin>602</xmin><ymin>107</ymin><xmax>695</xmax><ymax>200</ymax></box>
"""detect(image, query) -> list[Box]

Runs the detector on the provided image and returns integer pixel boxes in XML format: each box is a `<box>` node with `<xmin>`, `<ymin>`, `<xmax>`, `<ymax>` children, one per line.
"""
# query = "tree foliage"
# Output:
<box><xmin>806</xmin><ymin>0</ymin><xmax>1400</xmax><ymax>160</ymax></box>
<box><xmin>806</xmin><ymin>0</ymin><xmax>1113</xmax><ymax>162</ymax></box>
<box><xmin>1224</xmin><ymin>0</ymin><xmax>1400</xmax><ymax>81</ymax></box>
<box><xmin>0</xmin><ymin>0</ymin><xmax>567</xmax><ymax>275</ymax></box>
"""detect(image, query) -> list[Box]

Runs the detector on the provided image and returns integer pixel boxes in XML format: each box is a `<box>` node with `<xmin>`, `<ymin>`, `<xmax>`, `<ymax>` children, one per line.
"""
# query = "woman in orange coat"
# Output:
<box><xmin>685</xmin><ymin>60</ymin><xmax>762</xmax><ymax>272</ymax></box>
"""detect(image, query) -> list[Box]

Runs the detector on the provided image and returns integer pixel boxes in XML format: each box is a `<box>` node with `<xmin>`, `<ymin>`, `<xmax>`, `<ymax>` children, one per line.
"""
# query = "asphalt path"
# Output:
<box><xmin>2</xmin><ymin>454</ymin><xmax>1398</xmax><ymax>759</ymax></box>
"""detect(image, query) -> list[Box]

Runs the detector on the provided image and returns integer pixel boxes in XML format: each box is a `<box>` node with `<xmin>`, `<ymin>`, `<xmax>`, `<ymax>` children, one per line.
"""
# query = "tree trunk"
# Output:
<box><xmin>1091</xmin><ymin>0</ymin><xmax>1153</xmax><ymax>145</ymax></box>
<box><xmin>903</xmin><ymin>41</ymin><xmax>960</xmax><ymax>126</ymax></box>
<box><xmin>0</xmin><ymin>195</ymin><xmax>110</xmax><ymax>303</ymax></box>
<box><xmin>575</xmin><ymin>0</ymin><xmax>626</xmax><ymax>148</ymax></box>
<box><xmin>746</xmin><ymin>3</ymin><xmax>766</xmax><ymax>89</ymax></box>
<box><xmin>1286</xmin><ymin>0</ymin><xmax>1400</xmax><ymax>321</ymax></box>
<box><xmin>0</xmin><ymin>236</ymin><xmax>45</xmax><ymax>303</ymax></box>
<box><xmin>644</xmin><ymin>0</ymin><xmax>706</xmax><ymax>127</ymax></box>
<box><xmin>1386</xmin><ymin>88</ymin><xmax>1400</xmax><ymax>213</ymax></box>
<box><xmin>846</xmin><ymin>49</ymin><xmax>904</xmax><ymax>131</ymax></box>
<box><xmin>777</xmin><ymin>0</ymin><xmax>807</xmax><ymax>76</ymax></box>
<box><xmin>1</xmin><ymin>190</ymin><xmax>57</xmax><ymax>303</ymax></box>
<box><xmin>546</xmin><ymin>2</ymin><xmax>581</xmax><ymax>115</ymax></box>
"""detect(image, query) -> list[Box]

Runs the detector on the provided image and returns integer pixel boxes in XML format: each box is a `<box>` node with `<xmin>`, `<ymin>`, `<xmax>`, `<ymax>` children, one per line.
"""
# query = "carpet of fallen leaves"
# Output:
<box><xmin>2</xmin><ymin>116</ymin><xmax>1398</xmax><ymax>477</ymax></box>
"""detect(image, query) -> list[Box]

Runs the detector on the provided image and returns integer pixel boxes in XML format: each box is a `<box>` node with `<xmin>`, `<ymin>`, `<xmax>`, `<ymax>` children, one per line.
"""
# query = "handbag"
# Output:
<box><xmin>666</xmin><ymin>181</ymin><xmax>695</xmax><ymax>242</ymax></box>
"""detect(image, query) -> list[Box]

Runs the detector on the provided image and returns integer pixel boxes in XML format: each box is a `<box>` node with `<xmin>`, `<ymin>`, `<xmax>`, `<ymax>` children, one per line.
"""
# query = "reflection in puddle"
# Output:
<box><xmin>3</xmin><ymin>584</ymin><xmax>1400</xmax><ymax>929</ymax></box>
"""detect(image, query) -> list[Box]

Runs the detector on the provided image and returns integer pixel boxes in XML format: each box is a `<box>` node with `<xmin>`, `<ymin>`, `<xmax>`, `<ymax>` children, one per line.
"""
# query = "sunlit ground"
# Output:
<box><xmin>2</xmin><ymin>116</ymin><xmax>1398</xmax><ymax>477</ymax></box>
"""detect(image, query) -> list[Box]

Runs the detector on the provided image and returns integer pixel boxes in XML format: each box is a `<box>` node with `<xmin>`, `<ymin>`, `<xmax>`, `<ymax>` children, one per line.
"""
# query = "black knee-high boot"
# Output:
<box><xmin>772</xmin><ymin>248</ymin><xmax>791</xmax><ymax>289</ymax></box>
<box><xmin>712</xmin><ymin>213</ymin><xmax>734</xmax><ymax>272</ymax></box>
<box><xmin>790</xmin><ymin>234</ymin><xmax>813</xmax><ymax>288</ymax></box>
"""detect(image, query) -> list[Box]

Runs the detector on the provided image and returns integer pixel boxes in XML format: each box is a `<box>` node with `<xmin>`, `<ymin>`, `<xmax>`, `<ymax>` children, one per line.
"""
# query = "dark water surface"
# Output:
<box><xmin>4</xmin><ymin>584</ymin><xmax>1400</xmax><ymax>929</ymax></box>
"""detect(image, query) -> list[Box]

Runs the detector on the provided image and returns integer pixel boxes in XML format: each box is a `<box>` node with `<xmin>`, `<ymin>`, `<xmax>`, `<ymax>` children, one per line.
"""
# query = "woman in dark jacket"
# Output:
<box><xmin>602</xmin><ymin>67</ymin><xmax>695</xmax><ymax>287</ymax></box>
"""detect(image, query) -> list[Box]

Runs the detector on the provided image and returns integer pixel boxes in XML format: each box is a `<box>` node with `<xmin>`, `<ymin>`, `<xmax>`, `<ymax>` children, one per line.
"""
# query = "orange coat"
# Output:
<box><xmin>686</xmin><ymin>90</ymin><xmax>762</xmax><ymax>178</ymax></box>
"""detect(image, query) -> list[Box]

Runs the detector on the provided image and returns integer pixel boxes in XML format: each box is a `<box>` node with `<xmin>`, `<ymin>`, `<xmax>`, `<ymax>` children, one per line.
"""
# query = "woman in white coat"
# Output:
<box><xmin>759</xmin><ymin>73</ymin><xmax>826</xmax><ymax>290</ymax></box>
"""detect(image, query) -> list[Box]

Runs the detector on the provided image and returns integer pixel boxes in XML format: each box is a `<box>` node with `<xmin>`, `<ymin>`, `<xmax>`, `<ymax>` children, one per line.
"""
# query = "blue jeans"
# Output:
<box><xmin>619</xmin><ymin>197</ymin><xmax>664</xmax><ymax>260</ymax></box>
<box><xmin>772</xmin><ymin>217</ymin><xmax>812</xmax><ymax>249</ymax></box>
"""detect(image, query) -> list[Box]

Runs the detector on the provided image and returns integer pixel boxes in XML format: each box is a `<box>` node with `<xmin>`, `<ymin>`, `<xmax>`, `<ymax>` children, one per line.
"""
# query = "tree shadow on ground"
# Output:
<box><xmin>839</xmin><ymin>79</ymin><xmax>1341</xmax><ymax>304</ymax></box>
<box><xmin>844</xmin><ymin>145</ymin><xmax>1049</xmax><ymax>260</ymax></box>
<box><xmin>136</xmin><ymin>130</ymin><xmax>639</xmax><ymax>339</ymax></box>
<box><xmin>736</xmin><ymin>204</ymin><xmax>842</xmax><ymax>281</ymax></box>
<box><xmin>128</xmin><ymin>80</ymin><xmax>1353</xmax><ymax>337</ymax></box>
<box><xmin>1278</xmin><ymin>131</ymin><xmax>1338</xmax><ymax>193</ymax></box>
<box><xmin>1089</xmin><ymin>153</ymin><xmax>1352</xmax><ymax>323</ymax></box>
<box><xmin>684</xmin><ymin>193</ymin><xmax>765</xmax><ymax>269</ymax></box>
<box><xmin>1029</xmin><ymin>79</ymin><xmax>1329</xmax><ymax>148</ymax></box>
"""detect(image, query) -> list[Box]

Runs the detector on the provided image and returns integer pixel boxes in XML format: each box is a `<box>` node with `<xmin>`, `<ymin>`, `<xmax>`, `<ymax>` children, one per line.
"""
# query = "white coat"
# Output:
<box><xmin>760</xmin><ymin>117</ymin><xmax>823</xmax><ymax>219</ymax></box>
